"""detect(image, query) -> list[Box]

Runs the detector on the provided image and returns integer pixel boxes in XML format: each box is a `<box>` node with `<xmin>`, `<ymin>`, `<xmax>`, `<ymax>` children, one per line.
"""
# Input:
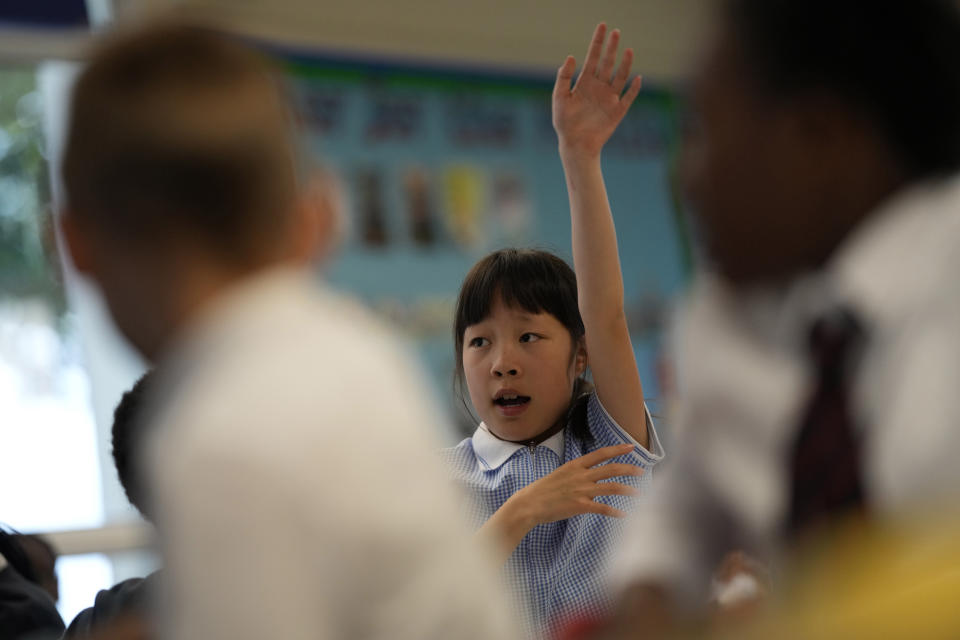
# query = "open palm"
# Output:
<box><xmin>553</xmin><ymin>23</ymin><xmax>642</xmax><ymax>158</ymax></box>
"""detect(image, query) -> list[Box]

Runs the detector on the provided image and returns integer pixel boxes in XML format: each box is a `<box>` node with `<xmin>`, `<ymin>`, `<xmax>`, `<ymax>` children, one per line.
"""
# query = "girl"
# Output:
<box><xmin>442</xmin><ymin>24</ymin><xmax>664</xmax><ymax>637</ymax></box>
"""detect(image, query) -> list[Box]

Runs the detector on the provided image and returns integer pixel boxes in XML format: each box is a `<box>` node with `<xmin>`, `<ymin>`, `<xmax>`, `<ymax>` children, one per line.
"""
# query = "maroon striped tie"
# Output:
<box><xmin>786</xmin><ymin>310</ymin><xmax>868</xmax><ymax>539</ymax></box>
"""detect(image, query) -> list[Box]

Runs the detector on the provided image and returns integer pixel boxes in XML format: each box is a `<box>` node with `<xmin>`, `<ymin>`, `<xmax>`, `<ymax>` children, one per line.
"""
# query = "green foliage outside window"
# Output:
<box><xmin>0</xmin><ymin>67</ymin><xmax>65</xmax><ymax>318</ymax></box>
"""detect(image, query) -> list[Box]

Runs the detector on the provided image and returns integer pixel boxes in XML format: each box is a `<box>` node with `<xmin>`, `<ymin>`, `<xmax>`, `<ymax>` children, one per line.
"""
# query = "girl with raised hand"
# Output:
<box><xmin>442</xmin><ymin>24</ymin><xmax>664</xmax><ymax>637</ymax></box>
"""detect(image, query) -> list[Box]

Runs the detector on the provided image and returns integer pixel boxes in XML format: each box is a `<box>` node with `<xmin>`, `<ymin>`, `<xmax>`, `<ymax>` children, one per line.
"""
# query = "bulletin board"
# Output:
<box><xmin>280</xmin><ymin>49</ymin><xmax>691</xmax><ymax>438</ymax></box>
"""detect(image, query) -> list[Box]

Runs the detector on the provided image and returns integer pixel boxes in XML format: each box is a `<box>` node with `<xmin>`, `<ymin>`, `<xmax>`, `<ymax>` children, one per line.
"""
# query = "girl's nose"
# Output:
<box><xmin>491</xmin><ymin>347</ymin><xmax>521</xmax><ymax>377</ymax></box>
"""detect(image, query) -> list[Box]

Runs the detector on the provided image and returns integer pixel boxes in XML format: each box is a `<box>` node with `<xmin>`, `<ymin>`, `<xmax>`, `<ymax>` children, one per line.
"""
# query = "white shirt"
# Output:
<box><xmin>609</xmin><ymin>176</ymin><xmax>960</xmax><ymax>608</ymax></box>
<box><xmin>145</xmin><ymin>268</ymin><xmax>518</xmax><ymax>639</ymax></box>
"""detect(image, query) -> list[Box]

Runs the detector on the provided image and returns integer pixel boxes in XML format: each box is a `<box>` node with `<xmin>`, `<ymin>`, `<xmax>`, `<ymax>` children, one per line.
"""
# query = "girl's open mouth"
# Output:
<box><xmin>493</xmin><ymin>395</ymin><xmax>531</xmax><ymax>416</ymax></box>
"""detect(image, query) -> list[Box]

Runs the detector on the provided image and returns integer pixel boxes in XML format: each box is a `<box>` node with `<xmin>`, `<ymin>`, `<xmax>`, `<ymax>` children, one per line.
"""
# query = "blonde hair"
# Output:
<box><xmin>63</xmin><ymin>22</ymin><xmax>299</xmax><ymax>265</ymax></box>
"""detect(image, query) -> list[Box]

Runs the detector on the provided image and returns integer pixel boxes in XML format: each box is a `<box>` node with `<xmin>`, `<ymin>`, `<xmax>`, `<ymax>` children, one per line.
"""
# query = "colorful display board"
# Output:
<box><xmin>282</xmin><ymin>50</ymin><xmax>690</xmax><ymax>437</ymax></box>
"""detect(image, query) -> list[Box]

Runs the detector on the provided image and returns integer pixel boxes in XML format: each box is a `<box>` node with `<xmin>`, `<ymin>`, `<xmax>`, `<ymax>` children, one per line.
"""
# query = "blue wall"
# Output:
<box><xmin>283</xmin><ymin>53</ymin><xmax>689</xmax><ymax>439</ymax></box>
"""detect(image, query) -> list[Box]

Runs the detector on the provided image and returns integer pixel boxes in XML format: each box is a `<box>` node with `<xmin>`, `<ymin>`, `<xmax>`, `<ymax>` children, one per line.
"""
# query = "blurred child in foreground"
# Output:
<box><xmin>60</xmin><ymin>21</ymin><xmax>517</xmax><ymax>640</ymax></box>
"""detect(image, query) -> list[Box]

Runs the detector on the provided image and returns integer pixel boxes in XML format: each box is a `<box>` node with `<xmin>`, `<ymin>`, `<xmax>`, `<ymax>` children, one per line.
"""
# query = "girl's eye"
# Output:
<box><xmin>519</xmin><ymin>333</ymin><xmax>540</xmax><ymax>343</ymax></box>
<box><xmin>468</xmin><ymin>337</ymin><xmax>489</xmax><ymax>348</ymax></box>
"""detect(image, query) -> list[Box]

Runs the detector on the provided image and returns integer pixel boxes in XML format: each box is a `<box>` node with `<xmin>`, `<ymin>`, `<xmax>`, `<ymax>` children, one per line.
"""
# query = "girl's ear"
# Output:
<box><xmin>574</xmin><ymin>337</ymin><xmax>588</xmax><ymax>376</ymax></box>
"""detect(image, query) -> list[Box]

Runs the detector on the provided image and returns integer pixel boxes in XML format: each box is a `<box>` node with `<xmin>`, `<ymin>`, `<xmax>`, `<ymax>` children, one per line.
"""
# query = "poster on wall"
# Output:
<box><xmin>282</xmin><ymin>50</ymin><xmax>690</xmax><ymax>436</ymax></box>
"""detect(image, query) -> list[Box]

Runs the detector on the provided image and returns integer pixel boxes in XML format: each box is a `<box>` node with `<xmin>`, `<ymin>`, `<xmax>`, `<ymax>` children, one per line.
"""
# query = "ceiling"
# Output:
<box><xmin>0</xmin><ymin>0</ymin><xmax>705</xmax><ymax>81</ymax></box>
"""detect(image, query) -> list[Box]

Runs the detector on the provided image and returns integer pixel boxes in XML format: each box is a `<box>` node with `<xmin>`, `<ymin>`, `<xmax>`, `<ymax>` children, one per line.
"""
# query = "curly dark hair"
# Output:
<box><xmin>111</xmin><ymin>371</ymin><xmax>155</xmax><ymax>521</ymax></box>
<box><xmin>0</xmin><ymin>528</ymin><xmax>38</xmax><ymax>584</ymax></box>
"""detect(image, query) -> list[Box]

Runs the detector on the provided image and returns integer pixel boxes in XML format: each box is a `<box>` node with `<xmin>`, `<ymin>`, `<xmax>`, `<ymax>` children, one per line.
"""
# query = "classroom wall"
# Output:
<box><xmin>119</xmin><ymin>0</ymin><xmax>708</xmax><ymax>81</ymax></box>
<box><xmin>0</xmin><ymin>1</ymin><xmax>706</xmax><ymax>79</ymax></box>
<box><xmin>279</xmin><ymin>52</ymin><xmax>688</xmax><ymax>437</ymax></box>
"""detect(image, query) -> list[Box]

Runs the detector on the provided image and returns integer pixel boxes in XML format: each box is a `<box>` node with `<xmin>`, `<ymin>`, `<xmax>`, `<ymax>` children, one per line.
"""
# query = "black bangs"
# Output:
<box><xmin>454</xmin><ymin>249</ymin><xmax>584</xmax><ymax>358</ymax></box>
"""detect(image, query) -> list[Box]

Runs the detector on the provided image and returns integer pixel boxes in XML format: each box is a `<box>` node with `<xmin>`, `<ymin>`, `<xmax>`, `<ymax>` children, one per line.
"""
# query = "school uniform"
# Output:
<box><xmin>609</xmin><ymin>175</ymin><xmax>960</xmax><ymax>609</ymax></box>
<box><xmin>443</xmin><ymin>392</ymin><xmax>664</xmax><ymax>636</ymax></box>
<box><xmin>144</xmin><ymin>268</ymin><xmax>519</xmax><ymax>640</ymax></box>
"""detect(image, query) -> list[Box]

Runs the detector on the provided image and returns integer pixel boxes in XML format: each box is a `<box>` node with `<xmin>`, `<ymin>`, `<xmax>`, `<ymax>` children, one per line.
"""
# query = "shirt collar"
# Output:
<box><xmin>829</xmin><ymin>175</ymin><xmax>960</xmax><ymax>326</ymax></box>
<box><xmin>160</xmin><ymin>266</ymin><xmax>315</xmax><ymax>368</ymax></box>
<box><xmin>718</xmin><ymin>174</ymin><xmax>960</xmax><ymax>347</ymax></box>
<box><xmin>149</xmin><ymin>266</ymin><xmax>320</xmax><ymax>423</ymax></box>
<box><xmin>471</xmin><ymin>423</ymin><xmax>565</xmax><ymax>471</ymax></box>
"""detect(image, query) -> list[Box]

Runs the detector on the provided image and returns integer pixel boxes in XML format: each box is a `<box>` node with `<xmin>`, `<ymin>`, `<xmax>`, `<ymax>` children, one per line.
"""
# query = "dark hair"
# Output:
<box><xmin>9</xmin><ymin>534</ymin><xmax>58</xmax><ymax>601</ymax></box>
<box><xmin>0</xmin><ymin>528</ymin><xmax>38</xmax><ymax>583</ymax></box>
<box><xmin>9</xmin><ymin>535</ymin><xmax>56</xmax><ymax>563</ymax></box>
<box><xmin>63</xmin><ymin>22</ymin><xmax>298</xmax><ymax>263</ymax></box>
<box><xmin>453</xmin><ymin>248</ymin><xmax>592</xmax><ymax>442</ymax></box>
<box><xmin>112</xmin><ymin>372</ymin><xmax>155</xmax><ymax>521</ymax></box>
<box><xmin>726</xmin><ymin>0</ymin><xmax>960</xmax><ymax>178</ymax></box>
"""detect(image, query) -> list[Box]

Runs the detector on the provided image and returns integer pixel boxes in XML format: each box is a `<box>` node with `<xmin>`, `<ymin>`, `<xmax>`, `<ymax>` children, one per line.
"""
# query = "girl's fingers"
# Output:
<box><xmin>620</xmin><ymin>75</ymin><xmax>643</xmax><ymax>109</ymax></box>
<box><xmin>585</xmin><ymin>501</ymin><xmax>628</xmax><ymax>519</ymax></box>
<box><xmin>598</xmin><ymin>28</ymin><xmax>620</xmax><ymax>82</ymax></box>
<box><xmin>612</xmin><ymin>48</ymin><xmax>633</xmax><ymax>94</ymax></box>
<box><xmin>578</xmin><ymin>23</ymin><xmax>607</xmax><ymax>82</ymax></box>
<box><xmin>553</xmin><ymin>55</ymin><xmax>577</xmax><ymax>98</ymax></box>
<box><xmin>589</xmin><ymin>482</ymin><xmax>640</xmax><ymax>498</ymax></box>
<box><xmin>576</xmin><ymin>444</ymin><xmax>635</xmax><ymax>467</ymax></box>
<box><xmin>589</xmin><ymin>463</ymin><xmax>643</xmax><ymax>481</ymax></box>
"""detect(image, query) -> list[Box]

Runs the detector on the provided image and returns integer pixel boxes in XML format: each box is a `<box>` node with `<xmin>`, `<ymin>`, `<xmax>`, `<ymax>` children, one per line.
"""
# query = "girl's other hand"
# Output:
<box><xmin>508</xmin><ymin>444</ymin><xmax>642</xmax><ymax>527</ymax></box>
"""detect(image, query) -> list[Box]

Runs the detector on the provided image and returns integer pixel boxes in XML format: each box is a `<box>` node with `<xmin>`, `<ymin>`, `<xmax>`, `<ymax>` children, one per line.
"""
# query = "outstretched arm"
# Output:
<box><xmin>553</xmin><ymin>23</ymin><xmax>648</xmax><ymax>447</ymax></box>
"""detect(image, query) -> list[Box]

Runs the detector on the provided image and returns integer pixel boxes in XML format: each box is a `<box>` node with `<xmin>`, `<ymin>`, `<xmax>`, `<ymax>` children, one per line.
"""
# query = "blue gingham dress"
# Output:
<box><xmin>442</xmin><ymin>392</ymin><xmax>664</xmax><ymax>637</ymax></box>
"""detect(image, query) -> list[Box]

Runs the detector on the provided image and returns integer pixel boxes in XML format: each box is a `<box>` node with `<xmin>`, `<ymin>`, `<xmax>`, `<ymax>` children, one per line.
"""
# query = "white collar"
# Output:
<box><xmin>830</xmin><ymin>175</ymin><xmax>960</xmax><ymax>326</ymax></box>
<box><xmin>471</xmin><ymin>423</ymin><xmax>565</xmax><ymax>471</ymax></box>
<box><xmin>712</xmin><ymin>175</ymin><xmax>960</xmax><ymax>347</ymax></box>
<box><xmin>158</xmin><ymin>266</ymin><xmax>318</xmax><ymax>372</ymax></box>
<box><xmin>150</xmin><ymin>266</ymin><xmax>325</xmax><ymax>424</ymax></box>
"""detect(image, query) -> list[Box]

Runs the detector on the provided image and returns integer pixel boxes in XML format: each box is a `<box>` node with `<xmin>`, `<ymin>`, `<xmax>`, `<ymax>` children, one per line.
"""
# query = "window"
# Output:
<box><xmin>0</xmin><ymin>64</ymin><xmax>155</xmax><ymax>624</ymax></box>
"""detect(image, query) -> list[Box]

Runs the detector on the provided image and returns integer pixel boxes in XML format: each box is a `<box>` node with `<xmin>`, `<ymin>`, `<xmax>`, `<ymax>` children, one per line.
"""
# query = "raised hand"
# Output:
<box><xmin>553</xmin><ymin>23</ymin><xmax>642</xmax><ymax>159</ymax></box>
<box><xmin>555</xmin><ymin>23</ymin><xmax>651</xmax><ymax>453</ymax></box>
